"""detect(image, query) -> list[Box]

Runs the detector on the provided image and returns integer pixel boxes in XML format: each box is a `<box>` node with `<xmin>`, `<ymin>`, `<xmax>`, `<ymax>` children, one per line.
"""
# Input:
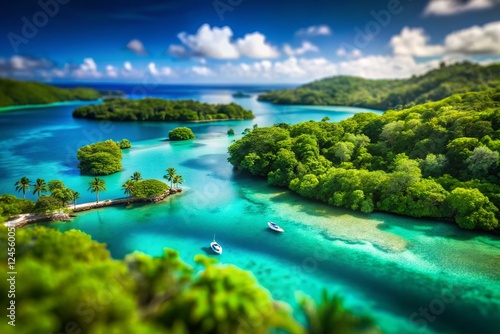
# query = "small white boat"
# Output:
<box><xmin>268</xmin><ymin>222</ymin><xmax>284</xmax><ymax>232</ymax></box>
<box><xmin>210</xmin><ymin>235</ymin><xmax>223</xmax><ymax>254</ymax></box>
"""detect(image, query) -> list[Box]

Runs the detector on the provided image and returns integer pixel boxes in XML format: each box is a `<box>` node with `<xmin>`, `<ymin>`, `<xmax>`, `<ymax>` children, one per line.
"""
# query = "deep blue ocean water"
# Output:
<box><xmin>1</xmin><ymin>84</ymin><xmax>499</xmax><ymax>333</ymax></box>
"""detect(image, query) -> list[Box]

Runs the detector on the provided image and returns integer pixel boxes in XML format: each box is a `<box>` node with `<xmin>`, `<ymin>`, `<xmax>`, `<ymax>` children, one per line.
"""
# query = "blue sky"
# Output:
<box><xmin>1</xmin><ymin>0</ymin><xmax>500</xmax><ymax>83</ymax></box>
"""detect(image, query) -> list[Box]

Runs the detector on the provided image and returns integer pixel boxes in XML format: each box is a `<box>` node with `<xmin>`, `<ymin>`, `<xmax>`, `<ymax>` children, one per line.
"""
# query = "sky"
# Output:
<box><xmin>1</xmin><ymin>0</ymin><xmax>500</xmax><ymax>84</ymax></box>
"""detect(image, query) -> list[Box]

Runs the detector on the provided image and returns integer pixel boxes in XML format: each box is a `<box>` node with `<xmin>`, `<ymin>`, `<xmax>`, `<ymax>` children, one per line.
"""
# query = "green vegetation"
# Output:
<box><xmin>119</xmin><ymin>138</ymin><xmax>132</xmax><ymax>149</ymax></box>
<box><xmin>47</xmin><ymin>180</ymin><xmax>74</xmax><ymax>205</ymax></box>
<box><xmin>0</xmin><ymin>226</ymin><xmax>377</xmax><ymax>334</ymax></box>
<box><xmin>33</xmin><ymin>195</ymin><xmax>64</xmax><ymax>214</ymax></box>
<box><xmin>88</xmin><ymin>177</ymin><xmax>107</xmax><ymax>203</ymax></box>
<box><xmin>0</xmin><ymin>78</ymin><xmax>102</xmax><ymax>108</ymax></box>
<box><xmin>14</xmin><ymin>176</ymin><xmax>31</xmax><ymax>199</ymax></box>
<box><xmin>0</xmin><ymin>195</ymin><xmax>34</xmax><ymax>223</ymax></box>
<box><xmin>229</xmin><ymin>89</ymin><xmax>500</xmax><ymax>232</ymax></box>
<box><xmin>227</xmin><ymin>128</ymin><xmax>235</xmax><ymax>135</ymax></box>
<box><xmin>32</xmin><ymin>178</ymin><xmax>48</xmax><ymax>198</ymax></box>
<box><xmin>73</xmin><ymin>98</ymin><xmax>254</xmax><ymax>121</ymax></box>
<box><xmin>130</xmin><ymin>179</ymin><xmax>169</xmax><ymax>198</ymax></box>
<box><xmin>77</xmin><ymin>140</ymin><xmax>123</xmax><ymax>175</ymax></box>
<box><xmin>169</xmin><ymin>127</ymin><xmax>196</xmax><ymax>141</ymax></box>
<box><xmin>258</xmin><ymin>62</ymin><xmax>500</xmax><ymax>110</ymax></box>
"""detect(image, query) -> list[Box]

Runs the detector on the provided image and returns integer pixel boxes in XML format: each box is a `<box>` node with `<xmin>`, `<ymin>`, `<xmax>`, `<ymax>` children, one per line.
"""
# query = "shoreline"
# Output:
<box><xmin>4</xmin><ymin>188</ymin><xmax>182</xmax><ymax>228</ymax></box>
<box><xmin>0</xmin><ymin>99</ymin><xmax>102</xmax><ymax>112</ymax></box>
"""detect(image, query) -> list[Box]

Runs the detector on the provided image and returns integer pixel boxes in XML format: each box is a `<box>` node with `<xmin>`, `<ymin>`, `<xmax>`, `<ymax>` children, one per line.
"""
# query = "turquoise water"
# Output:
<box><xmin>1</xmin><ymin>86</ymin><xmax>499</xmax><ymax>333</ymax></box>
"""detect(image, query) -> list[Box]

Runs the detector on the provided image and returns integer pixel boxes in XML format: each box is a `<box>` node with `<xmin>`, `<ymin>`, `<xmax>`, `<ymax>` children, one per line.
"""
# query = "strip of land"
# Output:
<box><xmin>4</xmin><ymin>189</ymin><xmax>182</xmax><ymax>228</ymax></box>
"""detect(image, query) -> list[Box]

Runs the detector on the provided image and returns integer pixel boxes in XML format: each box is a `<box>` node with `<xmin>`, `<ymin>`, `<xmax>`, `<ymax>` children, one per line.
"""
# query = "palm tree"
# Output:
<box><xmin>88</xmin><ymin>178</ymin><xmax>106</xmax><ymax>204</ymax></box>
<box><xmin>163</xmin><ymin>167</ymin><xmax>176</xmax><ymax>188</ymax></box>
<box><xmin>70</xmin><ymin>190</ymin><xmax>80</xmax><ymax>209</ymax></box>
<box><xmin>300</xmin><ymin>290</ymin><xmax>378</xmax><ymax>334</ymax></box>
<box><xmin>122</xmin><ymin>180</ymin><xmax>135</xmax><ymax>196</ymax></box>
<box><xmin>173</xmin><ymin>174</ymin><xmax>185</xmax><ymax>189</ymax></box>
<box><xmin>130</xmin><ymin>172</ymin><xmax>142</xmax><ymax>182</ymax></box>
<box><xmin>15</xmin><ymin>176</ymin><xmax>31</xmax><ymax>199</ymax></box>
<box><xmin>32</xmin><ymin>178</ymin><xmax>48</xmax><ymax>198</ymax></box>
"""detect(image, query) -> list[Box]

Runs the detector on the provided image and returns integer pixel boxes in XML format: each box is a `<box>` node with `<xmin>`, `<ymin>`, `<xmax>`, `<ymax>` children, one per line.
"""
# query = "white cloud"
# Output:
<box><xmin>177</xmin><ymin>24</ymin><xmax>239</xmax><ymax>59</ymax></box>
<box><xmin>218</xmin><ymin>54</ymin><xmax>444</xmax><ymax>82</ymax></box>
<box><xmin>167</xmin><ymin>44</ymin><xmax>188</xmax><ymax>58</ymax></box>
<box><xmin>424</xmin><ymin>0</ymin><xmax>495</xmax><ymax>16</ymax></box>
<box><xmin>148</xmin><ymin>62</ymin><xmax>174</xmax><ymax>77</ymax></box>
<box><xmin>170</xmin><ymin>24</ymin><xmax>279</xmax><ymax>59</ymax></box>
<box><xmin>296</xmin><ymin>25</ymin><xmax>332</xmax><ymax>37</ymax></box>
<box><xmin>106</xmin><ymin>65</ymin><xmax>118</xmax><ymax>78</ymax></box>
<box><xmin>72</xmin><ymin>58</ymin><xmax>101</xmax><ymax>79</ymax></box>
<box><xmin>236</xmin><ymin>32</ymin><xmax>280</xmax><ymax>58</ymax></box>
<box><xmin>391</xmin><ymin>27</ymin><xmax>445</xmax><ymax>57</ymax></box>
<box><xmin>126</xmin><ymin>39</ymin><xmax>148</xmax><ymax>55</ymax></box>
<box><xmin>444</xmin><ymin>21</ymin><xmax>500</xmax><ymax>55</ymax></box>
<box><xmin>336</xmin><ymin>47</ymin><xmax>363</xmax><ymax>58</ymax></box>
<box><xmin>192</xmin><ymin>66</ymin><xmax>214</xmax><ymax>76</ymax></box>
<box><xmin>124</xmin><ymin>61</ymin><xmax>132</xmax><ymax>71</ymax></box>
<box><xmin>284</xmin><ymin>41</ymin><xmax>319</xmax><ymax>56</ymax></box>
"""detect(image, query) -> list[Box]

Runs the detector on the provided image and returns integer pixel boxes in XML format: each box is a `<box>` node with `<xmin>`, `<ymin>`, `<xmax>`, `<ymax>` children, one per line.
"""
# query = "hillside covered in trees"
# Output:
<box><xmin>0</xmin><ymin>78</ymin><xmax>106</xmax><ymax>108</ymax></box>
<box><xmin>258</xmin><ymin>62</ymin><xmax>500</xmax><ymax>110</ymax></box>
<box><xmin>0</xmin><ymin>226</ymin><xmax>378</xmax><ymax>334</ymax></box>
<box><xmin>73</xmin><ymin>98</ymin><xmax>255</xmax><ymax>122</ymax></box>
<box><xmin>230</xmin><ymin>89</ymin><xmax>500</xmax><ymax>232</ymax></box>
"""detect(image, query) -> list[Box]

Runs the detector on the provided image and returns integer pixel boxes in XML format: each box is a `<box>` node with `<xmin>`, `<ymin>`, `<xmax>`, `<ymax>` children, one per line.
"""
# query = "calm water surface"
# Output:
<box><xmin>1</xmin><ymin>85</ymin><xmax>499</xmax><ymax>334</ymax></box>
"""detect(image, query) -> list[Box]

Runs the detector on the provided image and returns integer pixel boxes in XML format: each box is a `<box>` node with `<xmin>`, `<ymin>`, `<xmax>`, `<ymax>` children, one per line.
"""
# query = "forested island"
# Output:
<box><xmin>229</xmin><ymin>88</ymin><xmax>500</xmax><ymax>232</ymax></box>
<box><xmin>73</xmin><ymin>98</ymin><xmax>254</xmax><ymax>121</ymax></box>
<box><xmin>0</xmin><ymin>78</ymin><xmax>122</xmax><ymax>108</ymax></box>
<box><xmin>258</xmin><ymin>62</ymin><xmax>500</xmax><ymax>110</ymax></box>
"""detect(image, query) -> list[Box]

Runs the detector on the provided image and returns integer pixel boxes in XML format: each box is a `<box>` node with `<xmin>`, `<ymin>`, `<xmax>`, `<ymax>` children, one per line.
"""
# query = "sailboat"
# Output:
<box><xmin>210</xmin><ymin>234</ymin><xmax>223</xmax><ymax>254</ymax></box>
<box><xmin>267</xmin><ymin>222</ymin><xmax>284</xmax><ymax>232</ymax></box>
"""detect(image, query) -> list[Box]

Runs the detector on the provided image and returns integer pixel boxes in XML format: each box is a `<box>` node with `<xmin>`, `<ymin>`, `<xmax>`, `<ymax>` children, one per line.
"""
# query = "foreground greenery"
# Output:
<box><xmin>0</xmin><ymin>78</ymin><xmax>103</xmax><ymax>108</ymax></box>
<box><xmin>229</xmin><ymin>89</ymin><xmax>500</xmax><ymax>232</ymax></box>
<box><xmin>77</xmin><ymin>140</ymin><xmax>124</xmax><ymax>175</ymax></box>
<box><xmin>73</xmin><ymin>98</ymin><xmax>254</xmax><ymax>121</ymax></box>
<box><xmin>258</xmin><ymin>62</ymin><xmax>500</xmax><ymax>110</ymax></box>
<box><xmin>0</xmin><ymin>227</ymin><xmax>378</xmax><ymax>334</ymax></box>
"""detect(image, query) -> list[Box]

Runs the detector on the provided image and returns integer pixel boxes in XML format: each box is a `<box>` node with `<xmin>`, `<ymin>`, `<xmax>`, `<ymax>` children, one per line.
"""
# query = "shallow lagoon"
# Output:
<box><xmin>1</xmin><ymin>86</ymin><xmax>499</xmax><ymax>333</ymax></box>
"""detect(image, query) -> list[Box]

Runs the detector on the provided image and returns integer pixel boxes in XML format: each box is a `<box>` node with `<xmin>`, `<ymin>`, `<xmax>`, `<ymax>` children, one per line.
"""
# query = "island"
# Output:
<box><xmin>169</xmin><ymin>127</ymin><xmax>196</xmax><ymax>141</ymax></box>
<box><xmin>232</xmin><ymin>91</ymin><xmax>251</xmax><ymax>98</ymax></box>
<box><xmin>77</xmin><ymin>139</ymin><xmax>131</xmax><ymax>175</ymax></box>
<box><xmin>0</xmin><ymin>77</ymin><xmax>123</xmax><ymax>108</ymax></box>
<box><xmin>258</xmin><ymin>62</ymin><xmax>500</xmax><ymax>110</ymax></box>
<box><xmin>73</xmin><ymin>98</ymin><xmax>255</xmax><ymax>121</ymax></box>
<box><xmin>229</xmin><ymin>88</ymin><xmax>500</xmax><ymax>233</ymax></box>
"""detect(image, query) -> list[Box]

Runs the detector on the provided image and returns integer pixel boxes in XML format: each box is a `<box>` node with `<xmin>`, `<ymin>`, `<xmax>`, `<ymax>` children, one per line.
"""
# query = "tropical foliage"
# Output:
<box><xmin>77</xmin><ymin>140</ymin><xmax>123</xmax><ymax>175</ymax></box>
<box><xmin>130</xmin><ymin>179</ymin><xmax>169</xmax><ymax>198</ymax></box>
<box><xmin>258</xmin><ymin>62</ymin><xmax>500</xmax><ymax>110</ymax></box>
<box><xmin>88</xmin><ymin>177</ymin><xmax>107</xmax><ymax>203</ymax></box>
<box><xmin>169</xmin><ymin>127</ymin><xmax>196</xmax><ymax>141</ymax></box>
<box><xmin>0</xmin><ymin>226</ymin><xmax>376</xmax><ymax>334</ymax></box>
<box><xmin>14</xmin><ymin>176</ymin><xmax>31</xmax><ymax>199</ymax></box>
<box><xmin>119</xmin><ymin>138</ymin><xmax>132</xmax><ymax>149</ymax></box>
<box><xmin>0</xmin><ymin>78</ymin><xmax>102</xmax><ymax>108</ymax></box>
<box><xmin>0</xmin><ymin>195</ymin><xmax>34</xmax><ymax>223</ymax></box>
<box><xmin>73</xmin><ymin>98</ymin><xmax>254</xmax><ymax>121</ymax></box>
<box><xmin>229</xmin><ymin>89</ymin><xmax>500</xmax><ymax>232</ymax></box>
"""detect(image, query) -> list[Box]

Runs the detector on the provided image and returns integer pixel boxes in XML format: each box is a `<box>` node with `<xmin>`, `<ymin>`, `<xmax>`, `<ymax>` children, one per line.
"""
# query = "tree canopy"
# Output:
<box><xmin>73</xmin><ymin>98</ymin><xmax>254</xmax><ymax>122</ymax></box>
<box><xmin>77</xmin><ymin>140</ymin><xmax>123</xmax><ymax>175</ymax></box>
<box><xmin>130</xmin><ymin>179</ymin><xmax>169</xmax><ymax>198</ymax></box>
<box><xmin>169</xmin><ymin>127</ymin><xmax>196</xmax><ymax>141</ymax></box>
<box><xmin>0</xmin><ymin>226</ymin><xmax>377</xmax><ymax>334</ymax></box>
<box><xmin>229</xmin><ymin>89</ymin><xmax>500</xmax><ymax>232</ymax></box>
<box><xmin>258</xmin><ymin>62</ymin><xmax>500</xmax><ymax>110</ymax></box>
<box><xmin>0</xmin><ymin>78</ymin><xmax>103</xmax><ymax>108</ymax></box>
